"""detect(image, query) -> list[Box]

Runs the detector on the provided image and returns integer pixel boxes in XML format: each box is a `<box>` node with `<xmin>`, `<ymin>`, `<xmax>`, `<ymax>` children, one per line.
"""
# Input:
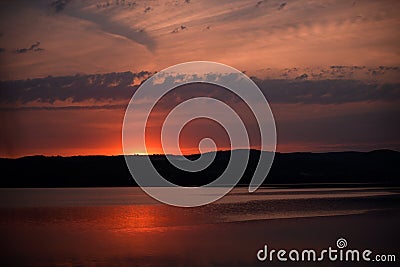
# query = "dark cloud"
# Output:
<box><xmin>278</xmin><ymin>2</ymin><xmax>287</xmax><ymax>10</ymax></box>
<box><xmin>15</xmin><ymin>48</ymin><xmax>29</xmax><ymax>54</ymax></box>
<box><xmin>255</xmin><ymin>78</ymin><xmax>400</xmax><ymax>104</ymax></box>
<box><xmin>276</xmin><ymin>66</ymin><xmax>398</xmax><ymax>81</ymax></box>
<box><xmin>96</xmin><ymin>0</ymin><xmax>137</xmax><ymax>9</ymax></box>
<box><xmin>15</xmin><ymin>42</ymin><xmax>44</xmax><ymax>54</ymax></box>
<box><xmin>1</xmin><ymin>71</ymin><xmax>399</xmax><ymax>110</ymax></box>
<box><xmin>171</xmin><ymin>25</ymin><xmax>187</xmax><ymax>33</ymax></box>
<box><xmin>50</xmin><ymin>0</ymin><xmax>70</xmax><ymax>13</ymax></box>
<box><xmin>295</xmin><ymin>73</ymin><xmax>308</xmax><ymax>80</ymax></box>
<box><xmin>152</xmin><ymin>76</ymin><xmax>400</xmax><ymax>106</ymax></box>
<box><xmin>0</xmin><ymin>71</ymin><xmax>153</xmax><ymax>105</ymax></box>
<box><xmin>28</xmin><ymin>42</ymin><xmax>40</xmax><ymax>50</ymax></box>
<box><xmin>0</xmin><ymin>104</ymin><xmax>127</xmax><ymax>111</ymax></box>
<box><xmin>0</xmin><ymin>48</ymin><xmax>5</xmax><ymax>53</ymax></box>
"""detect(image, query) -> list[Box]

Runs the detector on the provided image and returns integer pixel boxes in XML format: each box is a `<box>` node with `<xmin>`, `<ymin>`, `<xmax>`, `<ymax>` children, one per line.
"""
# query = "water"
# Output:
<box><xmin>0</xmin><ymin>186</ymin><xmax>399</xmax><ymax>266</ymax></box>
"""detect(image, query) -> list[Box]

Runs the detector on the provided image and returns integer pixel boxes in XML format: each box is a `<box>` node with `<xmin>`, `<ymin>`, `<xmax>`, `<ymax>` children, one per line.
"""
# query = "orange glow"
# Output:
<box><xmin>1</xmin><ymin>0</ymin><xmax>399</xmax><ymax>157</ymax></box>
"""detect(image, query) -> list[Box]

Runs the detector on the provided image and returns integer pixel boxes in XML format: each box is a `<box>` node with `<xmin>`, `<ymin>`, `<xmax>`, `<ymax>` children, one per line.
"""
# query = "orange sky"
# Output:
<box><xmin>1</xmin><ymin>0</ymin><xmax>399</xmax><ymax>80</ymax></box>
<box><xmin>0</xmin><ymin>0</ymin><xmax>399</xmax><ymax>157</ymax></box>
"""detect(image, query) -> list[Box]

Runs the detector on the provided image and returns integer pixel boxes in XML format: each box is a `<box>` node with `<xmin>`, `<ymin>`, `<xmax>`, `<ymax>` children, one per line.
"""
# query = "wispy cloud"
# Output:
<box><xmin>15</xmin><ymin>42</ymin><xmax>44</xmax><ymax>54</ymax></box>
<box><xmin>52</xmin><ymin>1</ymin><xmax>157</xmax><ymax>51</ymax></box>
<box><xmin>1</xmin><ymin>0</ymin><xmax>399</xmax><ymax>79</ymax></box>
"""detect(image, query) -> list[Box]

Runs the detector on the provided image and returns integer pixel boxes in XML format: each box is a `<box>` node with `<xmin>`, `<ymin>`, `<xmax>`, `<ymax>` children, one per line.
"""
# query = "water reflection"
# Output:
<box><xmin>0</xmin><ymin>187</ymin><xmax>399</xmax><ymax>266</ymax></box>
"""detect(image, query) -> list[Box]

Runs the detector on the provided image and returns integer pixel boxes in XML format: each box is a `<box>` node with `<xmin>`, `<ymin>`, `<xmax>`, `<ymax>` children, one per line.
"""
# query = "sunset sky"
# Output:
<box><xmin>0</xmin><ymin>0</ymin><xmax>399</xmax><ymax>157</ymax></box>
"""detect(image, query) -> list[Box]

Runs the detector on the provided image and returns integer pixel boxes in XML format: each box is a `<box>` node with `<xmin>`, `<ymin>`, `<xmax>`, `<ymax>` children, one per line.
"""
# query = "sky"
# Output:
<box><xmin>0</xmin><ymin>0</ymin><xmax>399</xmax><ymax>157</ymax></box>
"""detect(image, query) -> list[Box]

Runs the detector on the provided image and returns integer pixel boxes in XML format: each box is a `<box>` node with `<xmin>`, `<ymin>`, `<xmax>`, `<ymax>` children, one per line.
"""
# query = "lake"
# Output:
<box><xmin>0</xmin><ymin>186</ymin><xmax>399</xmax><ymax>266</ymax></box>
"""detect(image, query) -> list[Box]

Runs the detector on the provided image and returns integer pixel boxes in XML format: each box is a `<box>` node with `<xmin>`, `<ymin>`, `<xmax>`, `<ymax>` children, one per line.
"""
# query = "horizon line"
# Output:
<box><xmin>1</xmin><ymin>148</ymin><xmax>398</xmax><ymax>160</ymax></box>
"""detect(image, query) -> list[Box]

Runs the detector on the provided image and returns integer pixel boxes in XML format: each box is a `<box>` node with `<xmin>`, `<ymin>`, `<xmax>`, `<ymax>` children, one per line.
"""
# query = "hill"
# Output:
<box><xmin>0</xmin><ymin>150</ymin><xmax>399</xmax><ymax>187</ymax></box>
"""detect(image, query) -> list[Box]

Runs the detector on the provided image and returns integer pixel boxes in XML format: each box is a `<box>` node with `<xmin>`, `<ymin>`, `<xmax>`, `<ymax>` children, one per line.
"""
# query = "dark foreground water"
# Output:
<box><xmin>0</xmin><ymin>186</ymin><xmax>399</xmax><ymax>266</ymax></box>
